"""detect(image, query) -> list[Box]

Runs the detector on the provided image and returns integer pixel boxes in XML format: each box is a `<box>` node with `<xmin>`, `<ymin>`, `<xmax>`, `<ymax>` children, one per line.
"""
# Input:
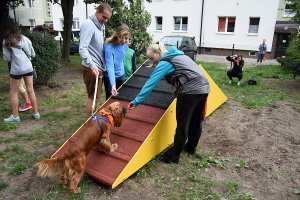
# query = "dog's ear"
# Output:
<box><xmin>112</xmin><ymin>107</ymin><xmax>123</xmax><ymax>127</ymax></box>
<box><xmin>108</xmin><ymin>102</ymin><xmax>125</xmax><ymax>127</ymax></box>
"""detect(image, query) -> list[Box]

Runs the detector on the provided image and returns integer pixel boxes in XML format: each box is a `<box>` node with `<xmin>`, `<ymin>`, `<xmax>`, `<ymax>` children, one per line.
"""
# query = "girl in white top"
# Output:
<box><xmin>2</xmin><ymin>23</ymin><xmax>40</xmax><ymax>123</ymax></box>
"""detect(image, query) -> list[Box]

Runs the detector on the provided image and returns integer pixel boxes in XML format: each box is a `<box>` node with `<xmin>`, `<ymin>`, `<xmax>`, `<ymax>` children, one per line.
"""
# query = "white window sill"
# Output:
<box><xmin>247</xmin><ymin>33</ymin><xmax>259</xmax><ymax>36</ymax></box>
<box><xmin>172</xmin><ymin>30</ymin><xmax>188</xmax><ymax>33</ymax></box>
<box><xmin>216</xmin><ymin>32</ymin><xmax>234</xmax><ymax>35</ymax></box>
<box><xmin>154</xmin><ymin>30</ymin><xmax>163</xmax><ymax>32</ymax></box>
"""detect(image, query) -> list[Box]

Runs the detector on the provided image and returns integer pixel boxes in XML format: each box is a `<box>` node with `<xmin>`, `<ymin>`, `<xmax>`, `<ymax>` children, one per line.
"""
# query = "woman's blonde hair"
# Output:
<box><xmin>147</xmin><ymin>41</ymin><xmax>167</xmax><ymax>58</ymax></box>
<box><xmin>106</xmin><ymin>24</ymin><xmax>131</xmax><ymax>44</ymax></box>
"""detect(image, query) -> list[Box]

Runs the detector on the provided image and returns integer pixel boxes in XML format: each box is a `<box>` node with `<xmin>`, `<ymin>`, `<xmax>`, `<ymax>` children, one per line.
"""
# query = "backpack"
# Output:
<box><xmin>247</xmin><ymin>79</ymin><xmax>257</xmax><ymax>85</ymax></box>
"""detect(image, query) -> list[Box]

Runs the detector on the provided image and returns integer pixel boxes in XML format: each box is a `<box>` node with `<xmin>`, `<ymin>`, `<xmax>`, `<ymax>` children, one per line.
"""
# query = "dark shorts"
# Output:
<box><xmin>82</xmin><ymin>66</ymin><xmax>103</xmax><ymax>99</ymax></box>
<box><xmin>10</xmin><ymin>71</ymin><xmax>34</xmax><ymax>80</ymax></box>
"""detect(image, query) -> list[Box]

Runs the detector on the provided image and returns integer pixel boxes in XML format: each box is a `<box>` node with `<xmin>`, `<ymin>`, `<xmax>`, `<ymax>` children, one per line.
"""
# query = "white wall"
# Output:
<box><xmin>15</xmin><ymin>0</ymin><xmax>46</xmax><ymax>27</ymax></box>
<box><xmin>52</xmin><ymin>1</ymin><xmax>97</xmax><ymax>31</ymax></box>
<box><xmin>144</xmin><ymin>0</ymin><xmax>202</xmax><ymax>45</ymax></box>
<box><xmin>144</xmin><ymin>0</ymin><xmax>279</xmax><ymax>52</ymax></box>
<box><xmin>202</xmin><ymin>0</ymin><xmax>279</xmax><ymax>52</ymax></box>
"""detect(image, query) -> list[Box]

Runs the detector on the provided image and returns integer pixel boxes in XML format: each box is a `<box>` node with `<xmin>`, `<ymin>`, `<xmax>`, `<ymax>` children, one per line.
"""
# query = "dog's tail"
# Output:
<box><xmin>36</xmin><ymin>156</ymin><xmax>66</xmax><ymax>178</ymax></box>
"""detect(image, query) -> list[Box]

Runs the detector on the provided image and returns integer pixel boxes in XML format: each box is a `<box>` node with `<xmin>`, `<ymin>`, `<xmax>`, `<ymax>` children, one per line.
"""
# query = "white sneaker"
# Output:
<box><xmin>4</xmin><ymin>115</ymin><xmax>20</xmax><ymax>123</ymax></box>
<box><xmin>229</xmin><ymin>80</ymin><xmax>233</xmax><ymax>84</ymax></box>
<box><xmin>237</xmin><ymin>81</ymin><xmax>241</xmax><ymax>86</ymax></box>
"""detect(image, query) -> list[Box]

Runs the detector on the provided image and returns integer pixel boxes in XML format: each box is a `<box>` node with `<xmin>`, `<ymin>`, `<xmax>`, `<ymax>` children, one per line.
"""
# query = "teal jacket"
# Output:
<box><xmin>132</xmin><ymin>47</ymin><xmax>183</xmax><ymax>106</ymax></box>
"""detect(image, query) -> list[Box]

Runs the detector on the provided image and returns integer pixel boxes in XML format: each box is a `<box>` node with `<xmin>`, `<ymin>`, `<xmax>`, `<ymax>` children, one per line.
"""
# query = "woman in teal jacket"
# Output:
<box><xmin>128</xmin><ymin>42</ymin><xmax>210</xmax><ymax>164</ymax></box>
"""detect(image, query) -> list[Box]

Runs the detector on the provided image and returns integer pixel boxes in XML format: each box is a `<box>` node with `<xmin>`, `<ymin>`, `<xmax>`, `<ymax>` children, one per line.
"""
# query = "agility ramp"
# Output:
<box><xmin>52</xmin><ymin>60</ymin><xmax>227</xmax><ymax>189</ymax></box>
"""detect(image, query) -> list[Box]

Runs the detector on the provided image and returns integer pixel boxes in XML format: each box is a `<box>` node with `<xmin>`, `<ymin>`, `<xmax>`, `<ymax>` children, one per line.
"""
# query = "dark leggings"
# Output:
<box><xmin>227</xmin><ymin>70</ymin><xmax>243</xmax><ymax>81</ymax></box>
<box><xmin>166</xmin><ymin>93</ymin><xmax>208</xmax><ymax>158</ymax></box>
<box><xmin>103</xmin><ymin>75</ymin><xmax>125</xmax><ymax>100</ymax></box>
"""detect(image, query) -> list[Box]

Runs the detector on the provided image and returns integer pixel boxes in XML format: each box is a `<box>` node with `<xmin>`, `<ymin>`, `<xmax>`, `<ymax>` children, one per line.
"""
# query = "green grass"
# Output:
<box><xmin>199</xmin><ymin>61</ymin><xmax>300</xmax><ymax>108</ymax></box>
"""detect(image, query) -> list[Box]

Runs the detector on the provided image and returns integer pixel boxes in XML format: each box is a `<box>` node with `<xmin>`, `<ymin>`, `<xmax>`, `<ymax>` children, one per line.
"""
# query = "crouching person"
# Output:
<box><xmin>226</xmin><ymin>55</ymin><xmax>244</xmax><ymax>86</ymax></box>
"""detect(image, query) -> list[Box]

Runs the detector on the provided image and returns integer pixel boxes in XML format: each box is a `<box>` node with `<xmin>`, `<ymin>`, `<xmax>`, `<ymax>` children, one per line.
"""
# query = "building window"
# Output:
<box><xmin>155</xmin><ymin>17</ymin><xmax>163</xmax><ymax>30</ymax></box>
<box><xmin>28</xmin><ymin>0</ymin><xmax>34</xmax><ymax>7</ymax></box>
<box><xmin>248</xmin><ymin>17</ymin><xmax>260</xmax><ymax>33</ymax></box>
<box><xmin>60</xmin><ymin>19</ymin><xmax>64</xmax><ymax>29</ymax></box>
<box><xmin>72</xmin><ymin>19</ymin><xmax>80</xmax><ymax>30</ymax></box>
<box><xmin>218</xmin><ymin>17</ymin><xmax>235</xmax><ymax>33</ymax></box>
<box><xmin>47</xmin><ymin>2</ymin><xmax>51</xmax><ymax>18</ymax></box>
<box><xmin>29</xmin><ymin>19</ymin><xmax>36</xmax><ymax>27</ymax></box>
<box><xmin>249</xmin><ymin>51</ymin><xmax>256</xmax><ymax>56</ymax></box>
<box><xmin>75</xmin><ymin>0</ymin><xmax>79</xmax><ymax>5</ymax></box>
<box><xmin>174</xmin><ymin>17</ymin><xmax>188</xmax><ymax>31</ymax></box>
<box><xmin>284</xmin><ymin>3</ymin><xmax>295</xmax><ymax>17</ymax></box>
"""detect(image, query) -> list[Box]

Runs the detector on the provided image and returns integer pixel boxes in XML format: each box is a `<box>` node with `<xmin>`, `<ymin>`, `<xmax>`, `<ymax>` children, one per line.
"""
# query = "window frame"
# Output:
<box><xmin>217</xmin><ymin>17</ymin><xmax>236</xmax><ymax>33</ymax></box>
<box><xmin>284</xmin><ymin>3</ymin><xmax>295</xmax><ymax>17</ymax></box>
<box><xmin>72</xmin><ymin>18</ymin><xmax>80</xmax><ymax>30</ymax></box>
<box><xmin>155</xmin><ymin>16</ymin><xmax>163</xmax><ymax>31</ymax></box>
<box><xmin>173</xmin><ymin>16</ymin><xmax>188</xmax><ymax>32</ymax></box>
<box><xmin>29</xmin><ymin>19</ymin><xmax>36</xmax><ymax>27</ymax></box>
<box><xmin>248</xmin><ymin>17</ymin><xmax>260</xmax><ymax>34</ymax></box>
<box><xmin>28</xmin><ymin>0</ymin><xmax>34</xmax><ymax>8</ymax></box>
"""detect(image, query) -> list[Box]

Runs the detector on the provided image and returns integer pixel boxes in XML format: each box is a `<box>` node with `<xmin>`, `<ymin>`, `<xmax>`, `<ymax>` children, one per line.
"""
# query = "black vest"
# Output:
<box><xmin>162</xmin><ymin>55</ymin><xmax>210</xmax><ymax>94</ymax></box>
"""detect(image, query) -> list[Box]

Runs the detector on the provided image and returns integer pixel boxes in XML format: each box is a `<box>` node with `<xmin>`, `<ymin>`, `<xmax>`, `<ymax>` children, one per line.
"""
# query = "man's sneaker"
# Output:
<box><xmin>4</xmin><ymin>115</ymin><xmax>20</xmax><ymax>123</ymax></box>
<box><xmin>19</xmin><ymin>102</ymin><xmax>32</xmax><ymax>112</ymax></box>
<box><xmin>237</xmin><ymin>81</ymin><xmax>241</xmax><ymax>86</ymax></box>
<box><xmin>33</xmin><ymin>113</ymin><xmax>40</xmax><ymax>120</ymax></box>
<box><xmin>229</xmin><ymin>80</ymin><xmax>233</xmax><ymax>84</ymax></box>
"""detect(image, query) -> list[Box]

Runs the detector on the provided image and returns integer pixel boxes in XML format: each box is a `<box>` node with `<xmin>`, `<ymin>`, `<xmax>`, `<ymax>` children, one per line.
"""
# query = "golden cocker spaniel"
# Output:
<box><xmin>36</xmin><ymin>101</ymin><xmax>126</xmax><ymax>193</ymax></box>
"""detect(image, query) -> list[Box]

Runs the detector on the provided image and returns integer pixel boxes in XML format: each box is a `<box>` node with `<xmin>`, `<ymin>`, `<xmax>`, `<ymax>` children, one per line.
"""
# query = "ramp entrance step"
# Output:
<box><xmin>52</xmin><ymin>60</ymin><xmax>227</xmax><ymax>189</ymax></box>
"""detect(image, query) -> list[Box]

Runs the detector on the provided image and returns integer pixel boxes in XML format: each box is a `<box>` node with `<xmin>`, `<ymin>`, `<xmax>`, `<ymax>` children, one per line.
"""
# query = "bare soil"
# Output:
<box><xmin>1</xmin><ymin>63</ymin><xmax>300</xmax><ymax>200</ymax></box>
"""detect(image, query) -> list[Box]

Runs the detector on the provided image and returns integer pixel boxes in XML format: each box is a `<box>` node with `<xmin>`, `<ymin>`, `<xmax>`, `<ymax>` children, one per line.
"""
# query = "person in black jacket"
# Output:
<box><xmin>226</xmin><ymin>55</ymin><xmax>244</xmax><ymax>86</ymax></box>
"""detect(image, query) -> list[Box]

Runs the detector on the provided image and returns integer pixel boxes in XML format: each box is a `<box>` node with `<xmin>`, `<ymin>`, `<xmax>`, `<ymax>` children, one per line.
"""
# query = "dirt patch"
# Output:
<box><xmin>202</xmin><ymin>99</ymin><xmax>300</xmax><ymax>200</ymax></box>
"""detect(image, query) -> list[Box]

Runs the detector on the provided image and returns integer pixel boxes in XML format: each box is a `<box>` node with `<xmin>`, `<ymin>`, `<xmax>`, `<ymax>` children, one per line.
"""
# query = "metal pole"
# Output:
<box><xmin>230</xmin><ymin>44</ymin><xmax>235</xmax><ymax>69</ymax></box>
<box><xmin>86</xmin><ymin>3</ymin><xmax>88</xmax><ymax>19</ymax></box>
<box><xmin>199</xmin><ymin>0</ymin><xmax>205</xmax><ymax>54</ymax></box>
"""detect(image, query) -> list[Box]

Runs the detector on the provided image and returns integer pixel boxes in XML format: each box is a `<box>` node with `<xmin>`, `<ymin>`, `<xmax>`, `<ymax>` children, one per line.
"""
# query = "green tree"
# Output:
<box><xmin>23</xmin><ymin>31</ymin><xmax>61</xmax><ymax>84</ymax></box>
<box><xmin>49</xmin><ymin>0</ymin><xmax>74</xmax><ymax>63</ymax></box>
<box><xmin>289</xmin><ymin>0</ymin><xmax>300</xmax><ymax>24</ymax></box>
<box><xmin>284</xmin><ymin>0</ymin><xmax>300</xmax><ymax>78</ymax></box>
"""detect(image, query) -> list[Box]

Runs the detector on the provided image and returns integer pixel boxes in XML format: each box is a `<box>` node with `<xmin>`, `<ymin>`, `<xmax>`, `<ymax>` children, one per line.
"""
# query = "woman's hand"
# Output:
<box><xmin>128</xmin><ymin>101</ymin><xmax>135</xmax><ymax>110</ymax></box>
<box><xmin>111</xmin><ymin>85</ymin><xmax>118</xmax><ymax>96</ymax></box>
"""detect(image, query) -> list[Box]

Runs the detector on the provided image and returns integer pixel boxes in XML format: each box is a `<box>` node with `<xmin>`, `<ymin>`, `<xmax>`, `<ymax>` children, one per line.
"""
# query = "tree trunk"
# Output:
<box><xmin>61</xmin><ymin>0</ymin><xmax>74</xmax><ymax>63</ymax></box>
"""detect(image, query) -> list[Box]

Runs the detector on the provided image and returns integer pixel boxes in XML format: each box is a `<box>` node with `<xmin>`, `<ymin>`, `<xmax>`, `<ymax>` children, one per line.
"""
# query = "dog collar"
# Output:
<box><xmin>98</xmin><ymin>109</ymin><xmax>114</xmax><ymax>127</ymax></box>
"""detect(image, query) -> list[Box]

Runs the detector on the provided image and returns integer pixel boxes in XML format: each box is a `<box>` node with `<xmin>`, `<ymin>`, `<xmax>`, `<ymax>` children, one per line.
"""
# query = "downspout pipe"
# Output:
<box><xmin>199</xmin><ymin>0</ymin><xmax>205</xmax><ymax>54</ymax></box>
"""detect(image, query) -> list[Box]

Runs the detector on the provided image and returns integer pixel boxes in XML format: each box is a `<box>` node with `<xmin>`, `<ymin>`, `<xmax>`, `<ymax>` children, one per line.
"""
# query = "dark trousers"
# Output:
<box><xmin>227</xmin><ymin>70</ymin><xmax>243</xmax><ymax>81</ymax></box>
<box><xmin>164</xmin><ymin>93</ymin><xmax>208</xmax><ymax>160</ymax></box>
<box><xmin>103</xmin><ymin>75</ymin><xmax>125</xmax><ymax>100</ymax></box>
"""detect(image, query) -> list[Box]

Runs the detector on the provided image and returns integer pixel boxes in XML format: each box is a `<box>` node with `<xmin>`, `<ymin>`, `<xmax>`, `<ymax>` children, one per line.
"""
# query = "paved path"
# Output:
<box><xmin>196</xmin><ymin>54</ymin><xmax>280</xmax><ymax>69</ymax></box>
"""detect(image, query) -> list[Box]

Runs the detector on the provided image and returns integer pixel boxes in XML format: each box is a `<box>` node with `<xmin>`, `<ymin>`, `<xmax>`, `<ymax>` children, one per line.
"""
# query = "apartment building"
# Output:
<box><xmin>144</xmin><ymin>0</ymin><xmax>288</xmax><ymax>58</ymax></box>
<box><xmin>14</xmin><ymin>0</ymin><xmax>52</xmax><ymax>30</ymax></box>
<box><xmin>272</xmin><ymin>0</ymin><xmax>298</xmax><ymax>58</ymax></box>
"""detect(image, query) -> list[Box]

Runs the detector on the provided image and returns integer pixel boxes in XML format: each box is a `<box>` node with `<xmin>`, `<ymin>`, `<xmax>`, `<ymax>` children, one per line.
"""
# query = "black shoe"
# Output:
<box><xmin>183</xmin><ymin>145</ymin><xmax>196</xmax><ymax>155</ymax></box>
<box><xmin>159</xmin><ymin>149</ymin><xmax>179</xmax><ymax>164</ymax></box>
<box><xmin>159</xmin><ymin>154</ymin><xmax>179</xmax><ymax>164</ymax></box>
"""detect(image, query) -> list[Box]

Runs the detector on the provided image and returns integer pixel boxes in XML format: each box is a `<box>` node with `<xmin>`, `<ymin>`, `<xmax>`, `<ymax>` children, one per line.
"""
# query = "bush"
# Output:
<box><xmin>23</xmin><ymin>31</ymin><xmax>60</xmax><ymax>85</ymax></box>
<box><xmin>284</xmin><ymin>34</ymin><xmax>300</xmax><ymax>79</ymax></box>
